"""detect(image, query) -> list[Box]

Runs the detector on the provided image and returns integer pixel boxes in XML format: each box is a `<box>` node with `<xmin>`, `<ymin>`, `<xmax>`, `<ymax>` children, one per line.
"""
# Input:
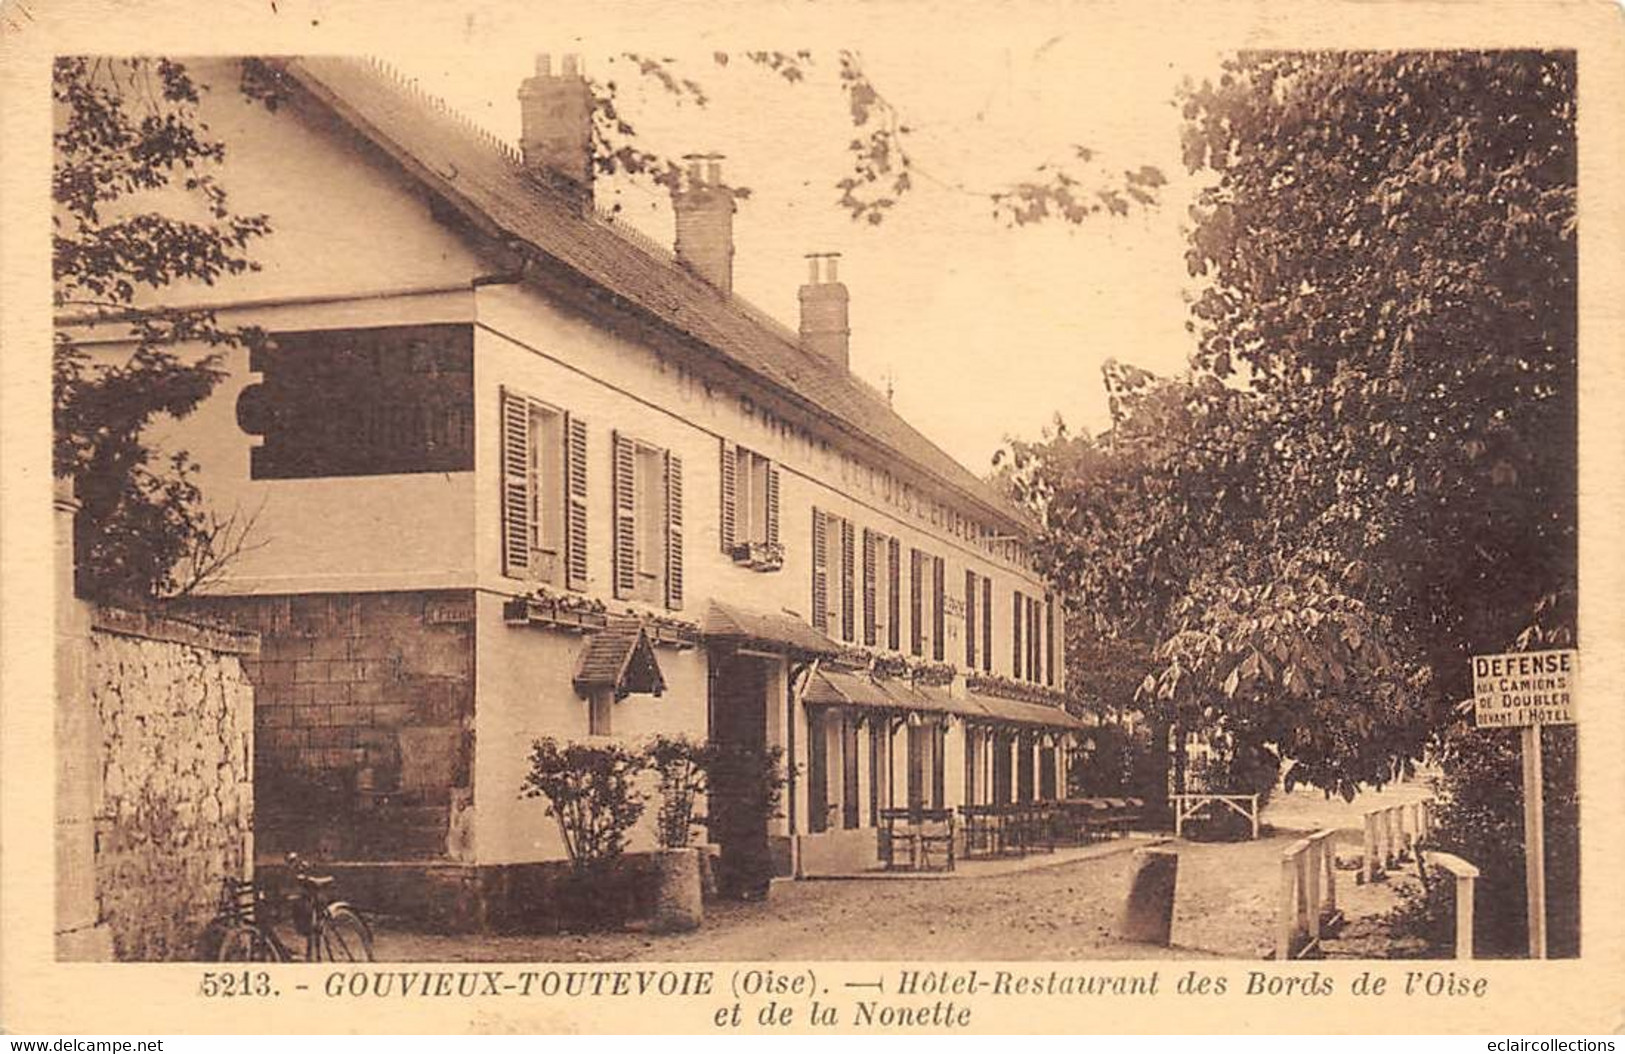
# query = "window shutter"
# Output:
<box><xmin>811</xmin><ymin>507</ymin><xmax>828</xmax><ymax>632</ymax></box>
<box><xmin>612</xmin><ymin>431</ymin><xmax>636</xmax><ymax>599</ymax></box>
<box><xmin>982</xmin><ymin>577</ymin><xmax>993</xmax><ymax>673</ymax></box>
<box><xmin>1012</xmin><ymin>589</ymin><xmax>1023</xmax><ymax>677</ymax></box>
<box><xmin>965</xmin><ymin>570</ymin><xmax>977</xmax><ymax>668</ymax></box>
<box><xmin>909</xmin><ymin>548</ymin><xmax>923</xmax><ymax>656</ymax></box>
<box><xmin>665</xmin><ymin>451</ymin><xmax>684</xmax><ymax>610</ymax></box>
<box><xmin>887</xmin><ymin>536</ymin><xmax>901</xmax><ymax>651</ymax></box>
<box><xmin>1045</xmin><ymin>594</ymin><xmax>1055</xmax><ymax>687</ymax></box>
<box><xmin>564</xmin><ymin>413</ymin><xmax>588</xmax><ymax>591</ymax></box>
<box><xmin>932</xmin><ymin>556</ymin><xmax>945</xmax><ymax>662</ymax></box>
<box><xmin>1028</xmin><ymin>596</ymin><xmax>1039</xmax><ymax>682</ymax></box>
<box><xmin>500</xmin><ymin>387</ymin><xmax>531</xmax><ymax>577</ymax></box>
<box><xmin>861</xmin><ymin>529</ymin><xmax>878</xmax><ymax>647</ymax></box>
<box><xmin>718</xmin><ymin>439</ymin><xmax>737</xmax><ymax>554</ymax></box>
<box><xmin>840</xmin><ymin>518</ymin><xmax>856</xmax><ymax>642</ymax></box>
<box><xmin>765</xmin><ymin>462</ymin><xmax>781</xmax><ymax>548</ymax></box>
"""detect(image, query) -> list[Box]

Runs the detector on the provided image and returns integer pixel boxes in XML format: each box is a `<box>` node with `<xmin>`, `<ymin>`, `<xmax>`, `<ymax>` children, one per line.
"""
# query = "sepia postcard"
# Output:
<box><xmin>2</xmin><ymin>0</ymin><xmax>1623</xmax><ymax>1036</ymax></box>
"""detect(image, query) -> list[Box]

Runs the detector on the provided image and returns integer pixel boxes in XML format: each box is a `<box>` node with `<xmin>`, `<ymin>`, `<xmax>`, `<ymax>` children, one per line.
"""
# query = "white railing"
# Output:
<box><xmin>1426</xmin><ymin>851</ymin><xmax>1479</xmax><ymax>960</ymax></box>
<box><xmin>1277</xmin><ymin>828</ymin><xmax>1339</xmax><ymax>959</ymax></box>
<box><xmin>1362</xmin><ymin>799</ymin><xmax>1432</xmax><ymax>882</ymax></box>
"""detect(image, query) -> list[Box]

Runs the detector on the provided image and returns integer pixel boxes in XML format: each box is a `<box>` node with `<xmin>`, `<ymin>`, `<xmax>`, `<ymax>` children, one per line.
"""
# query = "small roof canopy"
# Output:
<box><xmin>573</xmin><ymin>620</ymin><xmax>666</xmax><ymax>701</ymax></box>
<box><xmin>702</xmin><ymin>600</ymin><xmax>842</xmax><ymax>657</ymax></box>
<box><xmin>803</xmin><ymin>668</ymin><xmax>1089</xmax><ymax>732</ymax></box>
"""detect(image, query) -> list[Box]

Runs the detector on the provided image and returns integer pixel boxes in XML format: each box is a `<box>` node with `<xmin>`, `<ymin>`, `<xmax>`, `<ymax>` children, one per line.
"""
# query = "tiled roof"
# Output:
<box><xmin>573</xmin><ymin>618</ymin><xmax>666</xmax><ymax>699</ymax></box>
<box><xmin>279</xmin><ymin>57</ymin><xmax>1032</xmax><ymax>532</ymax></box>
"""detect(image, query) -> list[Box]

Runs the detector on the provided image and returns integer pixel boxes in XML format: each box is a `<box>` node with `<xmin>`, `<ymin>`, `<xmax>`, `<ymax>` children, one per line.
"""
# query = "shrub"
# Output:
<box><xmin>1390</xmin><ymin>721</ymin><xmax>1579</xmax><ymax>958</ymax></box>
<box><xmin>646</xmin><ymin>734</ymin><xmax>713</xmax><ymax>850</ymax></box>
<box><xmin>520</xmin><ymin>738</ymin><xmax>647</xmax><ymax>871</ymax></box>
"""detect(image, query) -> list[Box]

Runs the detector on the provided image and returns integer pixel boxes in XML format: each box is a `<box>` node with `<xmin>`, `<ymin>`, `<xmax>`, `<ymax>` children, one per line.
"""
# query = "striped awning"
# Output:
<box><xmin>804</xmin><ymin>668</ymin><xmax>1086</xmax><ymax>731</ymax></box>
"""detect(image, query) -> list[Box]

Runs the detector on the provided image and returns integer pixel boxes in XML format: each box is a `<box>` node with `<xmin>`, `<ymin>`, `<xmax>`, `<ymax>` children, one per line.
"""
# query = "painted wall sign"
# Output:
<box><xmin>239</xmin><ymin>323</ymin><xmax>475</xmax><ymax>479</ymax></box>
<box><xmin>1472</xmin><ymin>648</ymin><xmax>1578</xmax><ymax>728</ymax></box>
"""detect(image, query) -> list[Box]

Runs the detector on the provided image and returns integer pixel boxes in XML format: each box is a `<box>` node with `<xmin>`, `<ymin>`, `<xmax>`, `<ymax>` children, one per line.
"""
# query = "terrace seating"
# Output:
<box><xmin>879</xmin><ymin>807</ymin><xmax>957</xmax><ymax>871</ymax></box>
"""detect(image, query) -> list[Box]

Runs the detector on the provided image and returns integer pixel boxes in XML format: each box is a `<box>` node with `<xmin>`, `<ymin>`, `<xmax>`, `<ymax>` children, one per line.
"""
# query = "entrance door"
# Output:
<box><xmin>708</xmin><ymin>649</ymin><xmax>771</xmax><ymax>898</ymax></box>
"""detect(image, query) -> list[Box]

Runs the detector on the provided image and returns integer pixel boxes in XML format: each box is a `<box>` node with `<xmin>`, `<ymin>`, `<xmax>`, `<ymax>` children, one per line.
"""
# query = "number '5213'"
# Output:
<box><xmin>199</xmin><ymin>970</ymin><xmax>275</xmax><ymax>997</ymax></box>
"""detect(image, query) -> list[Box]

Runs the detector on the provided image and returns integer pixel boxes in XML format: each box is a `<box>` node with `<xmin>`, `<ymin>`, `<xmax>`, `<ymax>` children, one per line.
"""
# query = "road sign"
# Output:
<box><xmin>1469</xmin><ymin>647</ymin><xmax>1578</xmax><ymax>960</ymax></box>
<box><xmin>1471</xmin><ymin>648</ymin><xmax>1577</xmax><ymax>728</ymax></box>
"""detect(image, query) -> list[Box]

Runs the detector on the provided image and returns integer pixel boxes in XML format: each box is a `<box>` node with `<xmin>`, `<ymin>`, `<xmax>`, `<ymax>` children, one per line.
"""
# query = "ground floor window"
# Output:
<box><xmin>1039</xmin><ymin>743</ymin><xmax>1057</xmax><ymax>800</ymax></box>
<box><xmin>1017</xmin><ymin>734</ymin><xmax>1035</xmax><ymax>802</ymax></box>
<box><xmin>993</xmin><ymin>733</ymin><xmax>1013</xmax><ymax>805</ymax></box>
<box><xmin>808</xmin><ymin>708</ymin><xmax>830</xmax><ymax>833</ymax></box>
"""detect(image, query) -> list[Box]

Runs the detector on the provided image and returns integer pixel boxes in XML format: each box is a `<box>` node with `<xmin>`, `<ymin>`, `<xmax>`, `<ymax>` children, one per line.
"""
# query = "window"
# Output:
<box><xmin>720</xmin><ymin>441</ymin><xmax>780</xmax><ymax>565</ymax></box>
<box><xmin>932</xmin><ymin>556</ymin><xmax>945</xmax><ymax>662</ymax></box>
<box><xmin>613</xmin><ymin>432</ymin><xmax>682</xmax><ymax>608</ymax></box>
<box><xmin>808</xmin><ymin>708</ymin><xmax>829</xmax><ymax>833</ymax></box>
<box><xmin>965</xmin><ymin>570</ymin><xmax>979</xmax><ymax>669</ymax></box>
<box><xmin>529</xmin><ymin>403</ymin><xmax>564</xmax><ymax>575</ymax></box>
<box><xmin>1017</xmin><ymin>733</ymin><xmax>1035</xmax><ymax>802</ymax></box>
<box><xmin>501</xmin><ymin>388</ymin><xmax>586</xmax><ymax>588</ymax></box>
<box><xmin>982</xmin><ymin>576</ymin><xmax>993</xmax><ymax>673</ymax></box>
<box><xmin>1045</xmin><ymin>594</ymin><xmax>1056</xmax><ymax>688</ymax></box>
<box><xmin>588</xmin><ymin>691</ymin><xmax>613</xmax><ymax>736</ymax></box>
<box><xmin>909</xmin><ymin>549</ymin><xmax>925</xmax><ymax>657</ymax></box>
<box><xmin>1012</xmin><ymin>589</ymin><xmax>1024</xmax><ymax>678</ymax></box>
<box><xmin>810</xmin><ymin>508</ymin><xmax>853</xmax><ymax>639</ymax></box>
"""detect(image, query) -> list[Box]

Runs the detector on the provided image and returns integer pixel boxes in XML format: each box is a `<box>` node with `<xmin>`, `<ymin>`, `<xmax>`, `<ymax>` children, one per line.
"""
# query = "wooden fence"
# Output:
<box><xmin>1276</xmin><ymin>828</ymin><xmax>1339</xmax><ymax>959</ymax></box>
<box><xmin>1362</xmin><ymin>799</ymin><xmax>1432</xmax><ymax>882</ymax></box>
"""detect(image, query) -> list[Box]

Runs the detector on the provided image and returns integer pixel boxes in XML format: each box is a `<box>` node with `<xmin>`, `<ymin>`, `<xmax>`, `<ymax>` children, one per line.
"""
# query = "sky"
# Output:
<box><xmin>379</xmin><ymin>11</ymin><xmax>1227</xmax><ymax>473</ymax></box>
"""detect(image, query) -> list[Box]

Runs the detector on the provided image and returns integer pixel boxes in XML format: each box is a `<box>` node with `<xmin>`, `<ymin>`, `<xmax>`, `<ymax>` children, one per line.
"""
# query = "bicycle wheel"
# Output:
<box><xmin>216</xmin><ymin>923</ymin><xmax>285</xmax><ymax>962</ymax></box>
<box><xmin>317</xmin><ymin>905</ymin><xmax>374</xmax><ymax>962</ymax></box>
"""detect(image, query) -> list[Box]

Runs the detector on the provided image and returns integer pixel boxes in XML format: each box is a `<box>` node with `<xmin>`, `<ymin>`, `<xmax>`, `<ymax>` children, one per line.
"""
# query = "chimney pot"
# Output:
<box><xmin>518</xmin><ymin>52</ymin><xmax>594</xmax><ymax>206</ymax></box>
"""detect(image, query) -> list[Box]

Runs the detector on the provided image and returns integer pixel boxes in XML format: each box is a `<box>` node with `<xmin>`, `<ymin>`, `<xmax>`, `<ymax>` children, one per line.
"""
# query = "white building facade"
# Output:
<box><xmin>64</xmin><ymin>56</ymin><xmax>1086</xmax><ymax>928</ymax></box>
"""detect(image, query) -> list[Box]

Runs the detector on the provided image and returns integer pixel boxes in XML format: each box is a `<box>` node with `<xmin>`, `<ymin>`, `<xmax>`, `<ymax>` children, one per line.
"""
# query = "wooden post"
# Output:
<box><xmin>1311</xmin><ymin>829</ymin><xmax>1337</xmax><ymax>914</ymax></box>
<box><xmin>1304</xmin><ymin>841</ymin><xmax>1321</xmax><ymax>941</ymax></box>
<box><xmin>1277</xmin><ymin>854</ymin><xmax>1298</xmax><ymax>960</ymax></box>
<box><xmin>1457</xmin><ymin>872</ymin><xmax>1476</xmax><ymax>960</ymax></box>
<box><xmin>1521</xmin><ymin>724</ymin><xmax>1547</xmax><ymax>959</ymax></box>
<box><xmin>1174</xmin><ymin>795</ymin><xmax>1184</xmax><ymax>839</ymax></box>
<box><xmin>1363</xmin><ymin>812</ymin><xmax>1379</xmax><ymax>882</ymax></box>
<box><xmin>1249</xmin><ymin>793</ymin><xmax>1260</xmax><ymax>839</ymax></box>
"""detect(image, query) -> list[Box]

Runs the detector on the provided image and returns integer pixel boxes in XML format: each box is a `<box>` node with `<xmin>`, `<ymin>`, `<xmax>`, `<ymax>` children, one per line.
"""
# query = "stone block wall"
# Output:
<box><xmin>189</xmin><ymin>591</ymin><xmax>476</xmax><ymax>864</ymax></box>
<box><xmin>82</xmin><ymin>607</ymin><xmax>257</xmax><ymax>961</ymax></box>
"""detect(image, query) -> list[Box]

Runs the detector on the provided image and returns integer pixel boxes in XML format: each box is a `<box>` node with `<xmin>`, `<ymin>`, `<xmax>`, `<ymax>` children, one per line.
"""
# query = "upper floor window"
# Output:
<box><xmin>614</xmin><ymin>431</ymin><xmax>683</xmax><ymax>609</ymax></box>
<box><xmin>720</xmin><ymin>440</ymin><xmax>781</xmax><ymax>570</ymax></box>
<box><xmin>811</xmin><ymin>508</ymin><xmax>856</xmax><ymax>642</ymax></box>
<box><xmin>861</xmin><ymin>529</ymin><xmax>901</xmax><ymax>650</ymax></box>
<box><xmin>500</xmin><ymin>387</ymin><xmax>587</xmax><ymax>589</ymax></box>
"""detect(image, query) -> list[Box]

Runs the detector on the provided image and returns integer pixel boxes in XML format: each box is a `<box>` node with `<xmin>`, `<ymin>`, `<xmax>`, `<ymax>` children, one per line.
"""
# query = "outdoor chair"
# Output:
<box><xmin>914</xmin><ymin>808</ymin><xmax>957</xmax><ymax>872</ymax></box>
<box><xmin>959</xmin><ymin>804</ymin><xmax>1001</xmax><ymax>859</ymax></box>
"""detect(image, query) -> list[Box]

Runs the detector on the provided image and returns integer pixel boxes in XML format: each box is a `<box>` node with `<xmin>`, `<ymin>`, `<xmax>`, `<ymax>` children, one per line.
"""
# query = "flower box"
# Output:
<box><xmin>729</xmin><ymin>540</ymin><xmax>785</xmax><ymax>572</ymax></box>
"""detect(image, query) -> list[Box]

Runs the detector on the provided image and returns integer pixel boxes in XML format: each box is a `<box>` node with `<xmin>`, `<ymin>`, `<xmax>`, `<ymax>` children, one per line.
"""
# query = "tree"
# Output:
<box><xmin>591</xmin><ymin>51</ymin><xmax>1165</xmax><ymax>227</ymax></box>
<box><xmin>53</xmin><ymin>57</ymin><xmax>272</xmax><ymax>603</ymax></box>
<box><xmin>1002</xmin><ymin>51</ymin><xmax>1577</xmax><ymax>799</ymax></box>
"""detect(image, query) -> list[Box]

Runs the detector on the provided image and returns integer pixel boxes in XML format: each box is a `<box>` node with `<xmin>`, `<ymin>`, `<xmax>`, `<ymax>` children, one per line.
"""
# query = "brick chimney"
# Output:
<box><xmin>518</xmin><ymin>53</ymin><xmax>593</xmax><ymax>205</ymax></box>
<box><xmin>799</xmin><ymin>253</ymin><xmax>850</xmax><ymax>370</ymax></box>
<box><xmin>671</xmin><ymin>154</ymin><xmax>736</xmax><ymax>293</ymax></box>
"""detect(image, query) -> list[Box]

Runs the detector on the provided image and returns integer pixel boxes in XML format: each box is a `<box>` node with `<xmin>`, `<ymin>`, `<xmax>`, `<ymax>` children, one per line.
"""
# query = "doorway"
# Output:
<box><xmin>707</xmin><ymin>649</ymin><xmax>772</xmax><ymax>898</ymax></box>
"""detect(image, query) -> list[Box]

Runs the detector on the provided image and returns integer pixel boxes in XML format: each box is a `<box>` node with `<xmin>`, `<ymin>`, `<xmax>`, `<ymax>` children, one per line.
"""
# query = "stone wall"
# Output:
<box><xmin>188</xmin><ymin>591</ymin><xmax>476</xmax><ymax>864</ymax></box>
<box><xmin>81</xmin><ymin>607</ymin><xmax>258</xmax><ymax>961</ymax></box>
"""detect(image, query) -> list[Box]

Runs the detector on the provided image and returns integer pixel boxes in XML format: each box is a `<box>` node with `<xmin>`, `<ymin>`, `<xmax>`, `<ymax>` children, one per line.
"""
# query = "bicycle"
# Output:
<box><xmin>211</xmin><ymin>852</ymin><xmax>375</xmax><ymax>962</ymax></box>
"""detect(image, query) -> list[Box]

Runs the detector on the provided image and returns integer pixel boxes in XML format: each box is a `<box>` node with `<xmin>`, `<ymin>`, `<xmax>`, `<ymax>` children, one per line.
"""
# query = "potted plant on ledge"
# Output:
<box><xmin>645</xmin><ymin>734</ymin><xmax>713</xmax><ymax>932</ymax></box>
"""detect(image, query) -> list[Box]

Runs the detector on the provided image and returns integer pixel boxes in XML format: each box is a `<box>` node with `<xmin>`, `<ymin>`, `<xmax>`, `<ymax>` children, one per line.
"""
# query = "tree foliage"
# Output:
<box><xmin>592</xmin><ymin>51</ymin><xmax>1164</xmax><ymax>227</ymax></box>
<box><xmin>53</xmin><ymin>57</ymin><xmax>271</xmax><ymax>603</ymax></box>
<box><xmin>1003</xmin><ymin>51</ymin><xmax>1576</xmax><ymax>799</ymax></box>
